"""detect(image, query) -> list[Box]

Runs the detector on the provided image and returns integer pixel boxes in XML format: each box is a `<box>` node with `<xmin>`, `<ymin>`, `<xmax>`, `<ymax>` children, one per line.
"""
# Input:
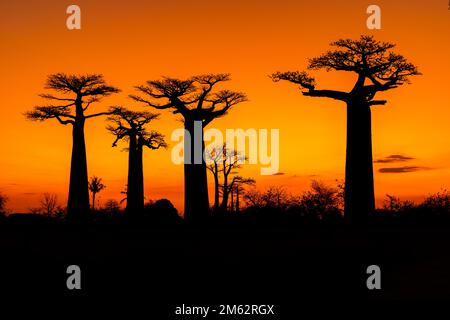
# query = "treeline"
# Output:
<box><xmin>2</xmin><ymin>183</ymin><xmax>449</xmax><ymax>228</ymax></box>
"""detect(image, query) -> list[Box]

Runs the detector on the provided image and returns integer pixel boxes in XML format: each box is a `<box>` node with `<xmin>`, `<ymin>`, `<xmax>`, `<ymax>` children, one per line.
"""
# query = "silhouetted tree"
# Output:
<box><xmin>104</xmin><ymin>199</ymin><xmax>121</xmax><ymax>215</ymax></box>
<box><xmin>107</xmin><ymin>107</ymin><xmax>166</xmax><ymax>214</ymax></box>
<box><xmin>41</xmin><ymin>193</ymin><xmax>58</xmax><ymax>217</ymax></box>
<box><xmin>89</xmin><ymin>176</ymin><xmax>106</xmax><ymax>210</ymax></box>
<box><xmin>272</xmin><ymin>35</ymin><xmax>420</xmax><ymax>223</ymax></box>
<box><xmin>244</xmin><ymin>186</ymin><xmax>291</xmax><ymax>210</ymax></box>
<box><xmin>218</xmin><ymin>148</ymin><xmax>246</xmax><ymax>212</ymax></box>
<box><xmin>230</xmin><ymin>176</ymin><xmax>255</xmax><ymax>212</ymax></box>
<box><xmin>295</xmin><ymin>181</ymin><xmax>342</xmax><ymax>220</ymax></box>
<box><xmin>0</xmin><ymin>192</ymin><xmax>7</xmax><ymax>215</ymax></box>
<box><xmin>30</xmin><ymin>193</ymin><xmax>59</xmax><ymax>216</ymax></box>
<box><xmin>130</xmin><ymin>74</ymin><xmax>247</xmax><ymax>221</ymax></box>
<box><xmin>205</xmin><ymin>144</ymin><xmax>247</xmax><ymax>212</ymax></box>
<box><xmin>420</xmin><ymin>190</ymin><xmax>450</xmax><ymax>216</ymax></box>
<box><xmin>205</xmin><ymin>145</ymin><xmax>223</xmax><ymax>211</ymax></box>
<box><xmin>26</xmin><ymin>74</ymin><xmax>119</xmax><ymax>222</ymax></box>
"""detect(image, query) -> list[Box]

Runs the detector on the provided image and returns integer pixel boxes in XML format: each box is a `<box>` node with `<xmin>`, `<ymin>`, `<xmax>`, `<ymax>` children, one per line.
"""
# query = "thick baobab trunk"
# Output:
<box><xmin>184</xmin><ymin>120</ymin><xmax>210</xmax><ymax>222</ymax></box>
<box><xmin>126</xmin><ymin>133</ymin><xmax>140</xmax><ymax>214</ymax></box>
<box><xmin>136</xmin><ymin>139</ymin><xmax>145</xmax><ymax>212</ymax></box>
<box><xmin>67</xmin><ymin>117</ymin><xmax>90</xmax><ymax>222</ymax></box>
<box><xmin>344</xmin><ymin>101</ymin><xmax>376</xmax><ymax>223</ymax></box>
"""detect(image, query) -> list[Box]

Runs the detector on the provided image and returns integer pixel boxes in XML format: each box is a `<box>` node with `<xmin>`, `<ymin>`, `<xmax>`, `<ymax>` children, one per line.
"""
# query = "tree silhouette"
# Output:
<box><xmin>29</xmin><ymin>193</ymin><xmax>59</xmax><ymax>216</ymax></box>
<box><xmin>40</xmin><ymin>193</ymin><xmax>58</xmax><ymax>217</ymax></box>
<box><xmin>271</xmin><ymin>35</ymin><xmax>420</xmax><ymax>223</ymax></box>
<box><xmin>107</xmin><ymin>107</ymin><xmax>166</xmax><ymax>214</ymax></box>
<box><xmin>103</xmin><ymin>199</ymin><xmax>121</xmax><ymax>215</ymax></box>
<box><xmin>26</xmin><ymin>74</ymin><xmax>119</xmax><ymax>222</ymax></box>
<box><xmin>130</xmin><ymin>74</ymin><xmax>247</xmax><ymax>221</ymax></box>
<box><xmin>205</xmin><ymin>145</ymin><xmax>223</xmax><ymax>212</ymax></box>
<box><xmin>88</xmin><ymin>176</ymin><xmax>106</xmax><ymax>210</ymax></box>
<box><xmin>205</xmin><ymin>143</ymin><xmax>247</xmax><ymax>212</ymax></box>
<box><xmin>230</xmin><ymin>176</ymin><xmax>255</xmax><ymax>212</ymax></box>
<box><xmin>0</xmin><ymin>192</ymin><xmax>7</xmax><ymax>215</ymax></box>
<box><xmin>219</xmin><ymin>149</ymin><xmax>246</xmax><ymax>212</ymax></box>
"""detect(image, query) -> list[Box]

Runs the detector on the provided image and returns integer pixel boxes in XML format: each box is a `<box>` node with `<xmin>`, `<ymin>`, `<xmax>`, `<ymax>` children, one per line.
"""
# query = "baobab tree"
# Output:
<box><xmin>205</xmin><ymin>145</ymin><xmax>223</xmax><ymax>212</ymax></box>
<box><xmin>271</xmin><ymin>35</ymin><xmax>420</xmax><ymax>223</ymax></box>
<box><xmin>26</xmin><ymin>73</ymin><xmax>119</xmax><ymax>222</ymax></box>
<box><xmin>107</xmin><ymin>106</ymin><xmax>166</xmax><ymax>214</ymax></box>
<box><xmin>130</xmin><ymin>74</ymin><xmax>247</xmax><ymax>221</ymax></box>
<box><xmin>216</xmin><ymin>147</ymin><xmax>246</xmax><ymax>212</ymax></box>
<box><xmin>88</xmin><ymin>176</ymin><xmax>106</xmax><ymax>210</ymax></box>
<box><xmin>230</xmin><ymin>176</ymin><xmax>255</xmax><ymax>213</ymax></box>
<box><xmin>205</xmin><ymin>144</ymin><xmax>251</xmax><ymax>213</ymax></box>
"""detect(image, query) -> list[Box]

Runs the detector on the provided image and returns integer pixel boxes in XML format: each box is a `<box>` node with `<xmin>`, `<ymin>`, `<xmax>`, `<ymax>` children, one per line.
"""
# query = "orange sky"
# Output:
<box><xmin>0</xmin><ymin>0</ymin><xmax>449</xmax><ymax>213</ymax></box>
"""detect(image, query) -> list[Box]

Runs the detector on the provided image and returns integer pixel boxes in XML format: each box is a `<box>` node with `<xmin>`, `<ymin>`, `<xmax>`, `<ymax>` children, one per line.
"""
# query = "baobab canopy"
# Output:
<box><xmin>271</xmin><ymin>35</ymin><xmax>420</xmax><ymax>106</ymax></box>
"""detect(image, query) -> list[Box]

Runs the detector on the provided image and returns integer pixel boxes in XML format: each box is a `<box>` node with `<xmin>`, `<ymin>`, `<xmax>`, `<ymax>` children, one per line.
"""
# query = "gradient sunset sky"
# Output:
<box><xmin>0</xmin><ymin>0</ymin><xmax>449</xmax><ymax>213</ymax></box>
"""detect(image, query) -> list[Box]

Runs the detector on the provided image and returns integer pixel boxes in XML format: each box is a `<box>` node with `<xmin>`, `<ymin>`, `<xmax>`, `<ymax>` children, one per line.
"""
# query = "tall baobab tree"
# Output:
<box><xmin>271</xmin><ymin>35</ymin><xmax>420</xmax><ymax>223</ymax></box>
<box><xmin>26</xmin><ymin>74</ymin><xmax>120</xmax><ymax>222</ymax></box>
<box><xmin>88</xmin><ymin>176</ymin><xmax>106</xmax><ymax>210</ymax></box>
<box><xmin>130</xmin><ymin>74</ymin><xmax>247</xmax><ymax>221</ymax></box>
<box><xmin>107</xmin><ymin>107</ymin><xmax>166</xmax><ymax>214</ymax></box>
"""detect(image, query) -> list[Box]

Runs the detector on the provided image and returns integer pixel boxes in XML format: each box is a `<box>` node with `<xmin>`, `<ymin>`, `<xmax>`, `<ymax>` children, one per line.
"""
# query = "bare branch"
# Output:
<box><xmin>271</xmin><ymin>71</ymin><xmax>348</xmax><ymax>102</ymax></box>
<box><xmin>39</xmin><ymin>94</ymin><xmax>75</xmax><ymax>102</ymax></box>
<box><xmin>85</xmin><ymin>111</ymin><xmax>115</xmax><ymax>119</ymax></box>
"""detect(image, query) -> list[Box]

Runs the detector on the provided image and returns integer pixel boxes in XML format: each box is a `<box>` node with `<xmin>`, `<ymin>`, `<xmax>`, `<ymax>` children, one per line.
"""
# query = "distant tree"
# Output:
<box><xmin>382</xmin><ymin>194</ymin><xmax>415</xmax><ymax>213</ymax></box>
<box><xmin>205</xmin><ymin>144</ymin><xmax>248</xmax><ymax>212</ymax></box>
<box><xmin>130</xmin><ymin>74</ymin><xmax>247</xmax><ymax>221</ymax></box>
<box><xmin>41</xmin><ymin>193</ymin><xmax>58</xmax><ymax>217</ymax></box>
<box><xmin>272</xmin><ymin>35</ymin><xmax>420</xmax><ymax>223</ymax></box>
<box><xmin>88</xmin><ymin>176</ymin><xmax>106</xmax><ymax>210</ymax></box>
<box><xmin>218</xmin><ymin>148</ymin><xmax>246</xmax><ymax>212</ymax></box>
<box><xmin>144</xmin><ymin>199</ymin><xmax>180</xmax><ymax>224</ymax></box>
<box><xmin>205</xmin><ymin>143</ymin><xmax>246</xmax><ymax>212</ymax></box>
<box><xmin>295</xmin><ymin>181</ymin><xmax>342</xmax><ymax>219</ymax></box>
<box><xmin>230</xmin><ymin>176</ymin><xmax>255</xmax><ymax>212</ymax></box>
<box><xmin>420</xmin><ymin>190</ymin><xmax>450</xmax><ymax>216</ymax></box>
<box><xmin>30</xmin><ymin>193</ymin><xmax>59</xmax><ymax>216</ymax></box>
<box><xmin>26</xmin><ymin>73</ymin><xmax>119</xmax><ymax>222</ymax></box>
<box><xmin>205</xmin><ymin>145</ymin><xmax>223</xmax><ymax>211</ymax></box>
<box><xmin>244</xmin><ymin>186</ymin><xmax>291</xmax><ymax>210</ymax></box>
<box><xmin>0</xmin><ymin>192</ymin><xmax>7</xmax><ymax>215</ymax></box>
<box><xmin>104</xmin><ymin>199</ymin><xmax>121</xmax><ymax>215</ymax></box>
<box><xmin>107</xmin><ymin>107</ymin><xmax>166</xmax><ymax>214</ymax></box>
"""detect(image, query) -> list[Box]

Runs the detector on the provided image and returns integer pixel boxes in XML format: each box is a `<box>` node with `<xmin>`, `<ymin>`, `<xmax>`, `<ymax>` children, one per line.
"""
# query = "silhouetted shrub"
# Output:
<box><xmin>0</xmin><ymin>192</ymin><xmax>7</xmax><ymax>215</ymax></box>
<box><xmin>242</xmin><ymin>181</ymin><xmax>343</xmax><ymax>225</ymax></box>
<box><xmin>292</xmin><ymin>181</ymin><xmax>343</xmax><ymax>221</ymax></box>
<box><xmin>143</xmin><ymin>199</ymin><xmax>181</xmax><ymax>225</ymax></box>
<box><xmin>419</xmin><ymin>190</ymin><xmax>450</xmax><ymax>217</ymax></box>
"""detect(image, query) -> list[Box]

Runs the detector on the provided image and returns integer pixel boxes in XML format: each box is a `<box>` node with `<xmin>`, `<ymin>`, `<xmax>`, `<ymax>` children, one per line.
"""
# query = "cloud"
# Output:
<box><xmin>378</xmin><ymin>166</ymin><xmax>431</xmax><ymax>173</ymax></box>
<box><xmin>271</xmin><ymin>172</ymin><xmax>285</xmax><ymax>176</ymax></box>
<box><xmin>374</xmin><ymin>154</ymin><xmax>415</xmax><ymax>163</ymax></box>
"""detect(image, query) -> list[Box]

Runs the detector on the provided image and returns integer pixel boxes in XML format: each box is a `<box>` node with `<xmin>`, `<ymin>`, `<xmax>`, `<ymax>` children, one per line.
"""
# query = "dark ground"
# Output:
<box><xmin>1</xmin><ymin>217</ymin><xmax>449</xmax><ymax>316</ymax></box>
